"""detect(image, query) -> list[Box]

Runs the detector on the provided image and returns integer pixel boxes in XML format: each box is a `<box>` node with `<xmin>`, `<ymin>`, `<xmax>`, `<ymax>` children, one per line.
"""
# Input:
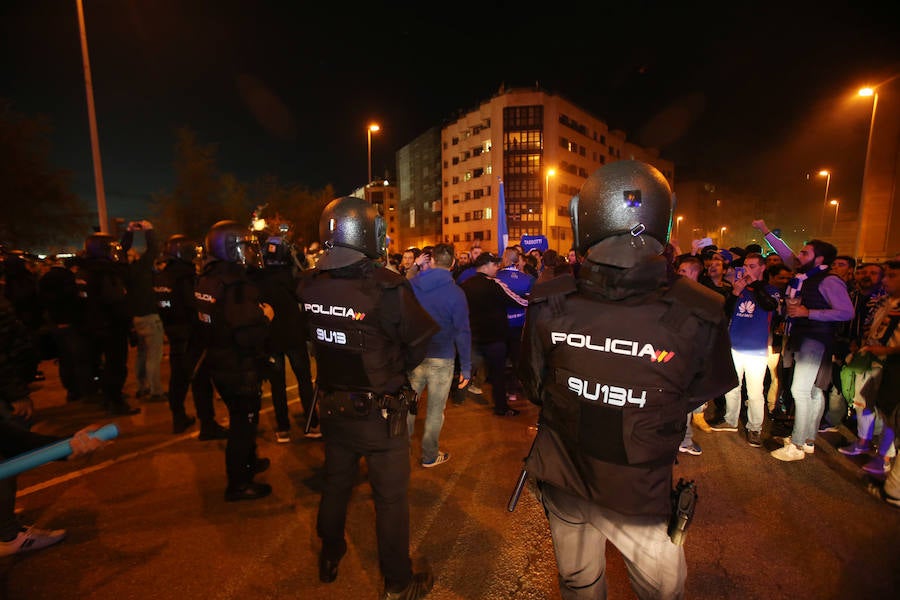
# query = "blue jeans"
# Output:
<box><xmin>407</xmin><ymin>357</ymin><xmax>454</xmax><ymax>463</ymax></box>
<box><xmin>133</xmin><ymin>314</ymin><xmax>165</xmax><ymax>395</ymax></box>
<box><xmin>790</xmin><ymin>338</ymin><xmax>827</xmax><ymax>447</ymax></box>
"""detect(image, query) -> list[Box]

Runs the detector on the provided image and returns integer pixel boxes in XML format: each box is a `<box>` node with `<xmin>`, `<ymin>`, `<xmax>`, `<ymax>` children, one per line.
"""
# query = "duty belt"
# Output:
<box><xmin>321</xmin><ymin>390</ymin><xmax>401</xmax><ymax>418</ymax></box>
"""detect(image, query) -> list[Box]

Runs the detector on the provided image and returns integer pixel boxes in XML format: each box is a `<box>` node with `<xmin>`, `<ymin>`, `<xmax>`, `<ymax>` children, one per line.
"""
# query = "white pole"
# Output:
<box><xmin>76</xmin><ymin>0</ymin><xmax>108</xmax><ymax>233</ymax></box>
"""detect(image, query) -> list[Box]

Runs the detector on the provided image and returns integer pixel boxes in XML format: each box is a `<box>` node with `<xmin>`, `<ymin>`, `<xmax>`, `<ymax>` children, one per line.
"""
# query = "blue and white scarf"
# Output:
<box><xmin>786</xmin><ymin>264</ymin><xmax>829</xmax><ymax>299</ymax></box>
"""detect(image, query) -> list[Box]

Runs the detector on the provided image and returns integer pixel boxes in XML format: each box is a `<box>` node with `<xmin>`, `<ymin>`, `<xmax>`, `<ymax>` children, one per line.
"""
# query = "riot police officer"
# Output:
<box><xmin>76</xmin><ymin>233</ymin><xmax>140</xmax><ymax>416</ymax></box>
<box><xmin>518</xmin><ymin>161</ymin><xmax>738</xmax><ymax>598</ymax></box>
<box><xmin>195</xmin><ymin>221</ymin><xmax>273</xmax><ymax>501</ymax></box>
<box><xmin>297</xmin><ymin>196</ymin><xmax>438</xmax><ymax>600</ymax></box>
<box><xmin>153</xmin><ymin>234</ymin><xmax>226</xmax><ymax>437</ymax></box>
<box><xmin>248</xmin><ymin>235</ymin><xmax>317</xmax><ymax>442</ymax></box>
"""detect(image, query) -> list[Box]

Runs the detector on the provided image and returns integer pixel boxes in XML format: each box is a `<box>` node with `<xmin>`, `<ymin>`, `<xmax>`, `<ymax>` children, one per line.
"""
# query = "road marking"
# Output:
<box><xmin>17</xmin><ymin>386</ymin><xmax>299</xmax><ymax>498</ymax></box>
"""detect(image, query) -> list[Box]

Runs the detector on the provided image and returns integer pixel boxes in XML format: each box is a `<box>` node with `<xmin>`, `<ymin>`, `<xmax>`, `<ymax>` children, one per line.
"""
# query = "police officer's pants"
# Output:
<box><xmin>317</xmin><ymin>410</ymin><xmax>412</xmax><ymax>589</ymax></box>
<box><xmin>541</xmin><ymin>483</ymin><xmax>686</xmax><ymax>600</ymax></box>
<box><xmin>211</xmin><ymin>371</ymin><xmax>261</xmax><ymax>488</ymax></box>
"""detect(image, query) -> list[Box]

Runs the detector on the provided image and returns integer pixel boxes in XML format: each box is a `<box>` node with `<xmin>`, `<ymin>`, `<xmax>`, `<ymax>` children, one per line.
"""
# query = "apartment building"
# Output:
<box><xmin>436</xmin><ymin>85</ymin><xmax>674</xmax><ymax>254</ymax></box>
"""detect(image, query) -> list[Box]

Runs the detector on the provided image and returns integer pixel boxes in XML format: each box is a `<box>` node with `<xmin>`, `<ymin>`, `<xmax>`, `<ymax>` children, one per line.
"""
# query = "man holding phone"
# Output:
<box><xmin>710</xmin><ymin>252</ymin><xmax>780</xmax><ymax>446</ymax></box>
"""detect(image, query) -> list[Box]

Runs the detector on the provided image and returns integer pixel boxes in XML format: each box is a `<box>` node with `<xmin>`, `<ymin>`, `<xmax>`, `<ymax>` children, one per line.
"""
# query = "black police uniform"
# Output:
<box><xmin>248</xmin><ymin>261</ymin><xmax>316</xmax><ymax>434</ymax></box>
<box><xmin>518</xmin><ymin>256</ymin><xmax>738</xmax><ymax>597</ymax></box>
<box><xmin>75</xmin><ymin>252</ymin><xmax>137</xmax><ymax>415</ymax></box>
<box><xmin>298</xmin><ymin>258</ymin><xmax>438</xmax><ymax>591</ymax></box>
<box><xmin>38</xmin><ymin>262</ymin><xmax>85</xmax><ymax>402</ymax></box>
<box><xmin>195</xmin><ymin>259</ymin><xmax>270</xmax><ymax>496</ymax></box>
<box><xmin>153</xmin><ymin>257</ymin><xmax>218</xmax><ymax>433</ymax></box>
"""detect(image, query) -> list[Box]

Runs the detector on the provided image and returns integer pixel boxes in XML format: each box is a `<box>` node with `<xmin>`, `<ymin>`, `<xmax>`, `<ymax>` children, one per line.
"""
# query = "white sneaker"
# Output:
<box><xmin>275</xmin><ymin>430</ymin><xmax>291</xmax><ymax>444</ymax></box>
<box><xmin>467</xmin><ymin>384</ymin><xmax>483</xmax><ymax>395</ymax></box>
<box><xmin>771</xmin><ymin>444</ymin><xmax>806</xmax><ymax>462</ymax></box>
<box><xmin>781</xmin><ymin>437</ymin><xmax>815</xmax><ymax>453</ymax></box>
<box><xmin>0</xmin><ymin>526</ymin><xmax>66</xmax><ymax>557</ymax></box>
<box><xmin>422</xmin><ymin>451</ymin><xmax>450</xmax><ymax>468</ymax></box>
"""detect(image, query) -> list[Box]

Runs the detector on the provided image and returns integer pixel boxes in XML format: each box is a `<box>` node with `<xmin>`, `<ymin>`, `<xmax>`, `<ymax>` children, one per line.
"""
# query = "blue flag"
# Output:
<box><xmin>497</xmin><ymin>177</ymin><xmax>508</xmax><ymax>252</ymax></box>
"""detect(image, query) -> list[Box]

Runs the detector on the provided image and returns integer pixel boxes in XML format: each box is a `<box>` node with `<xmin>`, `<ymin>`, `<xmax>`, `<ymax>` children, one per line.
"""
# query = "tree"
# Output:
<box><xmin>0</xmin><ymin>100</ymin><xmax>92</xmax><ymax>253</ymax></box>
<box><xmin>151</xmin><ymin>127</ymin><xmax>252</xmax><ymax>241</ymax></box>
<box><xmin>247</xmin><ymin>175</ymin><xmax>335</xmax><ymax>250</ymax></box>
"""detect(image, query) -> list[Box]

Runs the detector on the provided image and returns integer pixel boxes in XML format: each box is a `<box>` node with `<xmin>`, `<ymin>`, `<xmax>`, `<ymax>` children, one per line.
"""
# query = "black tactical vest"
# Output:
<box><xmin>153</xmin><ymin>260</ymin><xmax>195</xmax><ymax>329</ymax></box>
<box><xmin>524</xmin><ymin>274</ymin><xmax>725</xmax><ymax>517</ymax></box>
<box><xmin>194</xmin><ymin>261</ymin><xmax>265</xmax><ymax>370</ymax></box>
<box><xmin>299</xmin><ymin>268</ymin><xmax>405</xmax><ymax>394</ymax></box>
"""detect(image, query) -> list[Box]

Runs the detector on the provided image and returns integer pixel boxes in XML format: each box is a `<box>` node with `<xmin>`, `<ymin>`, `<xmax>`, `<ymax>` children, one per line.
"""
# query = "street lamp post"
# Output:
<box><xmin>544</xmin><ymin>168</ymin><xmax>555</xmax><ymax>241</ymax></box>
<box><xmin>720</xmin><ymin>226</ymin><xmax>727</xmax><ymax>248</ymax></box>
<box><xmin>855</xmin><ymin>87</ymin><xmax>878</xmax><ymax>259</ymax></box>
<box><xmin>76</xmin><ymin>0</ymin><xmax>108</xmax><ymax>233</ymax></box>
<box><xmin>831</xmin><ymin>199</ymin><xmax>840</xmax><ymax>234</ymax></box>
<box><xmin>676</xmin><ymin>215</ymin><xmax>684</xmax><ymax>243</ymax></box>
<box><xmin>367</xmin><ymin>123</ymin><xmax>380</xmax><ymax>185</ymax></box>
<box><xmin>816</xmin><ymin>170</ymin><xmax>832</xmax><ymax>236</ymax></box>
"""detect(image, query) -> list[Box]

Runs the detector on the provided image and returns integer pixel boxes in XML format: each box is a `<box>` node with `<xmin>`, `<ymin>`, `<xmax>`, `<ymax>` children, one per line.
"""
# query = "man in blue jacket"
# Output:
<box><xmin>496</xmin><ymin>246</ymin><xmax>535</xmax><ymax>400</ymax></box>
<box><xmin>407</xmin><ymin>243</ymin><xmax>472</xmax><ymax>467</ymax></box>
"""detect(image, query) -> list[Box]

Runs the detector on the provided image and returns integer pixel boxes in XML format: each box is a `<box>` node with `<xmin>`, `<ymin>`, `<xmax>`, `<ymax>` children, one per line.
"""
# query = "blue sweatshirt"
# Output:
<box><xmin>409</xmin><ymin>268</ymin><xmax>473</xmax><ymax>379</ymax></box>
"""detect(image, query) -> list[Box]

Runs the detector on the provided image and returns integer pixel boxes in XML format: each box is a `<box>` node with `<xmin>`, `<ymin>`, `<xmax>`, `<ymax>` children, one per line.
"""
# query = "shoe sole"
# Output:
<box><xmin>772</xmin><ymin>451</ymin><xmax>806</xmax><ymax>462</ymax></box>
<box><xmin>838</xmin><ymin>448</ymin><xmax>871</xmax><ymax>456</ymax></box>
<box><xmin>678</xmin><ymin>448</ymin><xmax>702</xmax><ymax>456</ymax></box>
<box><xmin>422</xmin><ymin>454</ymin><xmax>450</xmax><ymax>467</ymax></box>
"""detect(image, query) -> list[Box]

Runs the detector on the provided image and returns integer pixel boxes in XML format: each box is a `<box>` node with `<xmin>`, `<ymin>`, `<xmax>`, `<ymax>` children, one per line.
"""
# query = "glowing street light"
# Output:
<box><xmin>367</xmin><ymin>123</ymin><xmax>380</xmax><ymax>185</ymax></box>
<box><xmin>855</xmin><ymin>87</ymin><xmax>877</xmax><ymax>258</ymax></box>
<box><xmin>816</xmin><ymin>170</ymin><xmax>832</xmax><ymax>235</ymax></box>
<box><xmin>830</xmin><ymin>199</ymin><xmax>840</xmax><ymax>234</ymax></box>
<box><xmin>676</xmin><ymin>215</ymin><xmax>684</xmax><ymax>242</ymax></box>
<box><xmin>720</xmin><ymin>226</ymin><xmax>727</xmax><ymax>248</ymax></box>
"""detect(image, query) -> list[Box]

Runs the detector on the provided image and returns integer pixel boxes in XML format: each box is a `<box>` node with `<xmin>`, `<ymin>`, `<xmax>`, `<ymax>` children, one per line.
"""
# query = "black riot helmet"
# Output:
<box><xmin>262</xmin><ymin>235</ymin><xmax>292</xmax><ymax>267</ymax></box>
<box><xmin>84</xmin><ymin>233</ymin><xmax>123</xmax><ymax>261</ymax></box>
<box><xmin>204</xmin><ymin>220</ymin><xmax>263</xmax><ymax>268</ymax></box>
<box><xmin>164</xmin><ymin>234</ymin><xmax>198</xmax><ymax>264</ymax></box>
<box><xmin>317</xmin><ymin>196</ymin><xmax>386</xmax><ymax>270</ymax></box>
<box><xmin>569</xmin><ymin>160</ymin><xmax>674</xmax><ymax>268</ymax></box>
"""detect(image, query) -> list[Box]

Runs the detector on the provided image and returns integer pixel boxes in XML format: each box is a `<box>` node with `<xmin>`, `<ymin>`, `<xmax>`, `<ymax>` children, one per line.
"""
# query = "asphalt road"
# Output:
<box><xmin>4</xmin><ymin>350</ymin><xmax>899</xmax><ymax>600</ymax></box>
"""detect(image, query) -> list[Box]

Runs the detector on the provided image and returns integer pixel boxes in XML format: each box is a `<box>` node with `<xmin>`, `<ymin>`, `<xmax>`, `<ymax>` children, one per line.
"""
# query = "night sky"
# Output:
<box><xmin>2</xmin><ymin>1</ymin><xmax>899</xmax><ymax>223</ymax></box>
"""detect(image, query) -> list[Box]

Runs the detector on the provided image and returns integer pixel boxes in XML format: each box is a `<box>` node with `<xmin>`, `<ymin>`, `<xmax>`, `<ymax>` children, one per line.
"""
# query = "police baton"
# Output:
<box><xmin>507</xmin><ymin>466</ymin><xmax>529</xmax><ymax>512</ymax></box>
<box><xmin>304</xmin><ymin>383</ymin><xmax>320</xmax><ymax>435</ymax></box>
<box><xmin>507</xmin><ymin>429</ymin><xmax>538</xmax><ymax>512</ymax></box>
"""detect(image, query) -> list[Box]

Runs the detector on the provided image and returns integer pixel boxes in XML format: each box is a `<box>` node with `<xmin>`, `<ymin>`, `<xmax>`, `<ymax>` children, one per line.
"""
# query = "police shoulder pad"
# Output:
<box><xmin>528</xmin><ymin>274</ymin><xmax>578</xmax><ymax>304</ymax></box>
<box><xmin>373</xmin><ymin>266</ymin><xmax>407</xmax><ymax>290</ymax></box>
<box><xmin>665</xmin><ymin>277</ymin><xmax>726</xmax><ymax>325</ymax></box>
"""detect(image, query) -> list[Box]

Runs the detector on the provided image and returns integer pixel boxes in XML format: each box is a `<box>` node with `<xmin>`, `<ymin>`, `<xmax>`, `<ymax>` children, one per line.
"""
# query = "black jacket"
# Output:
<box><xmin>122</xmin><ymin>229</ymin><xmax>160</xmax><ymax>318</ymax></box>
<box><xmin>248</xmin><ymin>265</ymin><xmax>305</xmax><ymax>353</ymax></box>
<box><xmin>461</xmin><ymin>272</ymin><xmax>526</xmax><ymax>344</ymax></box>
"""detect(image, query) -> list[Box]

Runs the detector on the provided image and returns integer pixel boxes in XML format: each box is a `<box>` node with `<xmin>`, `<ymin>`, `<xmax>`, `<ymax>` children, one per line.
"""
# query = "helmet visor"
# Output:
<box><xmin>234</xmin><ymin>236</ymin><xmax>263</xmax><ymax>269</ymax></box>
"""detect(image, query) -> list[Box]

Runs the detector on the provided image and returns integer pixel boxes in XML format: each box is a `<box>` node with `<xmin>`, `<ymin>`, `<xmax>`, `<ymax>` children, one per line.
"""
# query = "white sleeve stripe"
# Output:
<box><xmin>493</xmin><ymin>278</ymin><xmax>529</xmax><ymax>306</ymax></box>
